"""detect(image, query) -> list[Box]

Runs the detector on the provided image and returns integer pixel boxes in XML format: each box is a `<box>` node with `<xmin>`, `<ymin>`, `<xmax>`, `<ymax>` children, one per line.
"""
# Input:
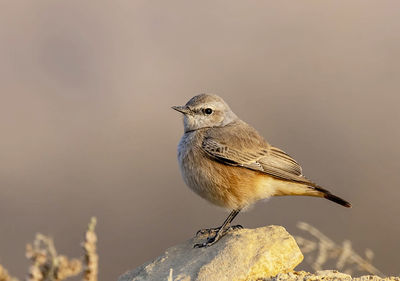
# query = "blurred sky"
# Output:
<box><xmin>1</xmin><ymin>1</ymin><xmax>399</xmax><ymax>280</ymax></box>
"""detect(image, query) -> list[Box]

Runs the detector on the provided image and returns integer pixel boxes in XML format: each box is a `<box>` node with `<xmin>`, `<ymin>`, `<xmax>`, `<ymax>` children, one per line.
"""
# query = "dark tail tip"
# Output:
<box><xmin>324</xmin><ymin>193</ymin><xmax>352</xmax><ymax>208</ymax></box>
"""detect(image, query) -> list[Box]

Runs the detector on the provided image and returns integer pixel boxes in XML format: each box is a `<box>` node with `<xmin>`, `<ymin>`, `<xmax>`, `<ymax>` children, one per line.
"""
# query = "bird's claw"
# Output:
<box><xmin>229</xmin><ymin>224</ymin><xmax>244</xmax><ymax>231</ymax></box>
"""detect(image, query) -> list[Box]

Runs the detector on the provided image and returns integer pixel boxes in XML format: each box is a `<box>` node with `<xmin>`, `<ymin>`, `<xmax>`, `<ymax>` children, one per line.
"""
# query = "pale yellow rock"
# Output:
<box><xmin>268</xmin><ymin>270</ymin><xmax>400</xmax><ymax>281</ymax></box>
<box><xmin>118</xmin><ymin>225</ymin><xmax>303</xmax><ymax>281</ymax></box>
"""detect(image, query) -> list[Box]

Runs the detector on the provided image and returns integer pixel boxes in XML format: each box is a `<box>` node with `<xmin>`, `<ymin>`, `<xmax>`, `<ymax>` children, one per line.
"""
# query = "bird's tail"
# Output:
<box><xmin>322</xmin><ymin>191</ymin><xmax>351</xmax><ymax>207</ymax></box>
<box><xmin>309</xmin><ymin>184</ymin><xmax>352</xmax><ymax>208</ymax></box>
<box><xmin>271</xmin><ymin>178</ymin><xmax>351</xmax><ymax>208</ymax></box>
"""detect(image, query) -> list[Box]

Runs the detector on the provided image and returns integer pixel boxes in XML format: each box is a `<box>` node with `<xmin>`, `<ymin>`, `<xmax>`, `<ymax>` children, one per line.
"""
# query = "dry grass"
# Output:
<box><xmin>0</xmin><ymin>217</ymin><xmax>98</xmax><ymax>281</ymax></box>
<box><xmin>294</xmin><ymin>221</ymin><xmax>384</xmax><ymax>277</ymax></box>
<box><xmin>1</xmin><ymin>220</ymin><xmax>386</xmax><ymax>280</ymax></box>
<box><xmin>83</xmin><ymin>218</ymin><xmax>98</xmax><ymax>281</ymax></box>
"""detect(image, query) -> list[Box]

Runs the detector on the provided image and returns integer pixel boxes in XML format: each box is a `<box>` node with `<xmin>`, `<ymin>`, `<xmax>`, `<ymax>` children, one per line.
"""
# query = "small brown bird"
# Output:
<box><xmin>173</xmin><ymin>94</ymin><xmax>351</xmax><ymax>248</ymax></box>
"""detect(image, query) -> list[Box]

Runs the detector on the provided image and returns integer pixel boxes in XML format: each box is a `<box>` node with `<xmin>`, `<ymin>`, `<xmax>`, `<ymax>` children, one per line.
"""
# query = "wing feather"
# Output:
<box><xmin>201</xmin><ymin>121</ymin><xmax>311</xmax><ymax>185</ymax></box>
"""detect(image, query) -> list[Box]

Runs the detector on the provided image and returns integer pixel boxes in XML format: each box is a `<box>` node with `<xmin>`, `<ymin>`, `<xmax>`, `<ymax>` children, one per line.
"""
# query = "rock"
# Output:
<box><xmin>267</xmin><ymin>270</ymin><xmax>352</xmax><ymax>281</ymax></box>
<box><xmin>267</xmin><ymin>270</ymin><xmax>400</xmax><ymax>281</ymax></box>
<box><xmin>118</xmin><ymin>225</ymin><xmax>303</xmax><ymax>281</ymax></box>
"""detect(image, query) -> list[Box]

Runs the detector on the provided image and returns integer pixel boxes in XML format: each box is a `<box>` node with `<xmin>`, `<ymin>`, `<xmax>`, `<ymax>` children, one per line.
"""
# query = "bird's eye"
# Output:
<box><xmin>204</xmin><ymin>108</ymin><xmax>213</xmax><ymax>115</ymax></box>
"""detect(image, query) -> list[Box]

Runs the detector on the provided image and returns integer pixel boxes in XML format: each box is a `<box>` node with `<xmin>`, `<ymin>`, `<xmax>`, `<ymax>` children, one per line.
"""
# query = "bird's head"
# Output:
<box><xmin>172</xmin><ymin>94</ymin><xmax>238</xmax><ymax>133</ymax></box>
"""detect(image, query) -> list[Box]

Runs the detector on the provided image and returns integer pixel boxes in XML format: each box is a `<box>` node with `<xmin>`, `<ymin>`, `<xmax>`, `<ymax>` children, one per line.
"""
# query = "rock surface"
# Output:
<box><xmin>118</xmin><ymin>225</ymin><xmax>303</xmax><ymax>281</ymax></box>
<box><xmin>267</xmin><ymin>270</ymin><xmax>400</xmax><ymax>281</ymax></box>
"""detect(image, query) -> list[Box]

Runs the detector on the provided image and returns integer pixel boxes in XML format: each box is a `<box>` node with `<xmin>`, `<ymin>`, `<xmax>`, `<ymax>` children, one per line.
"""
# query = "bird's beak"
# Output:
<box><xmin>171</xmin><ymin>105</ymin><xmax>191</xmax><ymax>115</ymax></box>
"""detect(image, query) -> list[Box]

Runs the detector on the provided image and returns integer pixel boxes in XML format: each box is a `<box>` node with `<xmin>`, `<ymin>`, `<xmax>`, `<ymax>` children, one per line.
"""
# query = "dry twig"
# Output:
<box><xmin>295</xmin><ymin>221</ymin><xmax>384</xmax><ymax>276</ymax></box>
<box><xmin>26</xmin><ymin>234</ymin><xmax>82</xmax><ymax>281</ymax></box>
<box><xmin>82</xmin><ymin>217</ymin><xmax>98</xmax><ymax>281</ymax></box>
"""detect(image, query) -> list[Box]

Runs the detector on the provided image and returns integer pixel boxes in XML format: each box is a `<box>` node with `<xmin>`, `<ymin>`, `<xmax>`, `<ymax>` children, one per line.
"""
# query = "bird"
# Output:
<box><xmin>172</xmin><ymin>94</ymin><xmax>351</xmax><ymax>248</ymax></box>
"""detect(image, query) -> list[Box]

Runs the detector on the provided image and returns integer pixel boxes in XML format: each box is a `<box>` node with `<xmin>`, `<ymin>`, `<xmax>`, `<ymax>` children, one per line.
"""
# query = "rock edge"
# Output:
<box><xmin>119</xmin><ymin>225</ymin><xmax>303</xmax><ymax>281</ymax></box>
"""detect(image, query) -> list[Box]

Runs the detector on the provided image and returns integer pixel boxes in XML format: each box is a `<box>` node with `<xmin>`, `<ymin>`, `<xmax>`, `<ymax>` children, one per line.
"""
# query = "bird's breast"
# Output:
<box><xmin>177</xmin><ymin>132</ymin><xmax>214</xmax><ymax>202</ymax></box>
<box><xmin>177</xmin><ymin>131</ymin><xmax>267</xmax><ymax>209</ymax></box>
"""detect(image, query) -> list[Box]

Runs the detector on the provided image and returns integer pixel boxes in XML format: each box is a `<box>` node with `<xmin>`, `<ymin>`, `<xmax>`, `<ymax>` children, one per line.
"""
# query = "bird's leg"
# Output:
<box><xmin>194</xmin><ymin>209</ymin><xmax>241</xmax><ymax>248</ymax></box>
<box><xmin>195</xmin><ymin>209</ymin><xmax>241</xmax><ymax>237</ymax></box>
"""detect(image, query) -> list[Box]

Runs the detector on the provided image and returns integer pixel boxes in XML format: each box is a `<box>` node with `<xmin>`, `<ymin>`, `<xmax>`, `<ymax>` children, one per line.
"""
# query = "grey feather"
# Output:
<box><xmin>201</xmin><ymin>120</ymin><xmax>312</xmax><ymax>185</ymax></box>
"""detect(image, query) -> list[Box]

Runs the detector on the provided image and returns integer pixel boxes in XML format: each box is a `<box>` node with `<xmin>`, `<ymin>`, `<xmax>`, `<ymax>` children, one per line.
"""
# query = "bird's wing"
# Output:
<box><xmin>202</xmin><ymin>121</ymin><xmax>311</xmax><ymax>185</ymax></box>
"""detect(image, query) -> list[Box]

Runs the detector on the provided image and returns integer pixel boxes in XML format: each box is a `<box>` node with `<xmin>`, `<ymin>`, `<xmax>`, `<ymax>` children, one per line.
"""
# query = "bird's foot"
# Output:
<box><xmin>195</xmin><ymin>226</ymin><xmax>221</xmax><ymax>237</ymax></box>
<box><xmin>195</xmin><ymin>224</ymin><xmax>243</xmax><ymax>237</ymax></box>
<box><xmin>194</xmin><ymin>224</ymin><xmax>243</xmax><ymax>248</ymax></box>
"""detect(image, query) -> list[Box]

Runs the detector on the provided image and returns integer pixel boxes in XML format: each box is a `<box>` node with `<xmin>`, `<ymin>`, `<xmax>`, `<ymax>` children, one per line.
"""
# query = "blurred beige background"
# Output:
<box><xmin>1</xmin><ymin>1</ymin><xmax>399</xmax><ymax>280</ymax></box>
